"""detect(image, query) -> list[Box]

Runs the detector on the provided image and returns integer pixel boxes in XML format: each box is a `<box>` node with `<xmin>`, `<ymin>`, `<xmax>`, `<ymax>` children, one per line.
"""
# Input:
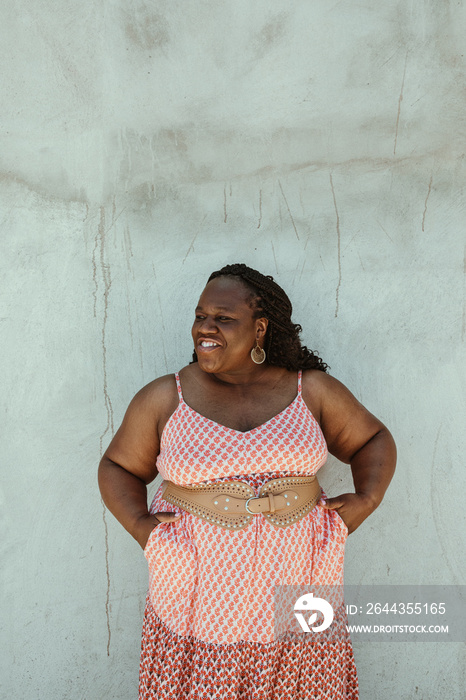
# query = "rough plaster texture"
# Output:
<box><xmin>1</xmin><ymin>1</ymin><xmax>465</xmax><ymax>698</ymax></box>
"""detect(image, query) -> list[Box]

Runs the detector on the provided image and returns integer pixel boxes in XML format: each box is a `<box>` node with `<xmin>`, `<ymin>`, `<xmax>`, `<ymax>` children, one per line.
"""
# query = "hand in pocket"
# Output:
<box><xmin>136</xmin><ymin>512</ymin><xmax>182</xmax><ymax>549</ymax></box>
<box><xmin>320</xmin><ymin>493</ymin><xmax>375</xmax><ymax>534</ymax></box>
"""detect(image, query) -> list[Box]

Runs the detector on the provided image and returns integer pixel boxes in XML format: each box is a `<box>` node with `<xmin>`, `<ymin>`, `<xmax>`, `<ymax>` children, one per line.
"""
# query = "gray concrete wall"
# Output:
<box><xmin>1</xmin><ymin>1</ymin><xmax>465</xmax><ymax>698</ymax></box>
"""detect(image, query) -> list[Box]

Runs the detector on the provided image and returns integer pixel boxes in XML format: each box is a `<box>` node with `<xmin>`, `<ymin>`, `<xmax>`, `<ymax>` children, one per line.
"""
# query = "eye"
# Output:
<box><xmin>194</xmin><ymin>314</ymin><xmax>206</xmax><ymax>320</ymax></box>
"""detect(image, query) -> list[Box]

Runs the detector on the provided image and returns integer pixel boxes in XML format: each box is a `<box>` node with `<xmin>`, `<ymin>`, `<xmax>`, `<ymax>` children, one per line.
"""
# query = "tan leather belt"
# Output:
<box><xmin>160</xmin><ymin>476</ymin><xmax>321</xmax><ymax>530</ymax></box>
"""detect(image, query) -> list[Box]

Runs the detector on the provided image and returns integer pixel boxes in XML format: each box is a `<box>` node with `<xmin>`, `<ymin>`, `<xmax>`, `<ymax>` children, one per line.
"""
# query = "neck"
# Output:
<box><xmin>212</xmin><ymin>365</ymin><xmax>268</xmax><ymax>385</ymax></box>
<box><xmin>204</xmin><ymin>364</ymin><xmax>287</xmax><ymax>388</ymax></box>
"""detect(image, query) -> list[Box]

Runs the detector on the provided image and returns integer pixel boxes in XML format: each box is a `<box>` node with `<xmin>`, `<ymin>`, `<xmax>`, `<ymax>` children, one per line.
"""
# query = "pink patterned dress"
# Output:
<box><xmin>139</xmin><ymin>371</ymin><xmax>358</xmax><ymax>699</ymax></box>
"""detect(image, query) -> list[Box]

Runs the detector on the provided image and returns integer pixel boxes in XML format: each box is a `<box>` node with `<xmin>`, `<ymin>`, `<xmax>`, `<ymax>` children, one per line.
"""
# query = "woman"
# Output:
<box><xmin>98</xmin><ymin>263</ymin><xmax>396</xmax><ymax>699</ymax></box>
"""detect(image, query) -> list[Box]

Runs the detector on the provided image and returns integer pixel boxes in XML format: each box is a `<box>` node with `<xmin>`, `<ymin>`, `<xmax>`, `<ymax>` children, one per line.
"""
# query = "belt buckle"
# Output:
<box><xmin>245</xmin><ymin>496</ymin><xmax>260</xmax><ymax>514</ymax></box>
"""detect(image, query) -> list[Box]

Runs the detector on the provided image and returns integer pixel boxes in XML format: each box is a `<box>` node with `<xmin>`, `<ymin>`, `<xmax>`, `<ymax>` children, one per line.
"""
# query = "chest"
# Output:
<box><xmin>184</xmin><ymin>386</ymin><xmax>300</xmax><ymax>433</ymax></box>
<box><xmin>157</xmin><ymin>392</ymin><xmax>328</xmax><ymax>486</ymax></box>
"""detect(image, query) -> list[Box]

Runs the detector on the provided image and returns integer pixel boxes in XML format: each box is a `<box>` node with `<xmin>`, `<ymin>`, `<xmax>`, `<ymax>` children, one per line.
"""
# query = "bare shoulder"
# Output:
<box><xmin>129</xmin><ymin>373</ymin><xmax>178</xmax><ymax>411</ymax></box>
<box><xmin>119</xmin><ymin>373</ymin><xmax>181</xmax><ymax>440</ymax></box>
<box><xmin>103</xmin><ymin>373</ymin><xmax>181</xmax><ymax>481</ymax></box>
<box><xmin>302</xmin><ymin>368</ymin><xmax>352</xmax><ymax>391</ymax></box>
<box><xmin>302</xmin><ymin>369</ymin><xmax>361</xmax><ymax>401</ymax></box>
<box><xmin>301</xmin><ymin>368</ymin><xmax>331</xmax><ymax>393</ymax></box>
<box><xmin>301</xmin><ymin>369</ymin><xmax>351</xmax><ymax>423</ymax></box>
<box><xmin>302</xmin><ymin>369</ymin><xmax>385</xmax><ymax>462</ymax></box>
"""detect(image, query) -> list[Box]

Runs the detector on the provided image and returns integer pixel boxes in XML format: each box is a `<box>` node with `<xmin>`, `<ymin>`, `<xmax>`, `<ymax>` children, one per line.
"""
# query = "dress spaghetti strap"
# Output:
<box><xmin>297</xmin><ymin>370</ymin><xmax>303</xmax><ymax>395</ymax></box>
<box><xmin>174</xmin><ymin>372</ymin><xmax>184</xmax><ymax>402</ymax></box>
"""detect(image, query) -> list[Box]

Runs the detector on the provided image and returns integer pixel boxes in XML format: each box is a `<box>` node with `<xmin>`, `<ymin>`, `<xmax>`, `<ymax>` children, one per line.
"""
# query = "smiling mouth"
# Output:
<box><xmin>198</xmin><ymin>340</ymin><xmax>222</xmax><ymax>350</ymax></box>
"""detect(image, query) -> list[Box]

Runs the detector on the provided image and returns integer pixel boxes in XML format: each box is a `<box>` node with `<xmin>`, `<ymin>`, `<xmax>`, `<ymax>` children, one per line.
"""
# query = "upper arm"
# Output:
<box><xmin>102</xmin><ymin>374</ymin><xmax>178</xmax><ymax>484</ymax></box>
<box><xmin>304</xmin><ymin>371</ymin><xmax>387</xmax><ymax>464</ymax></box>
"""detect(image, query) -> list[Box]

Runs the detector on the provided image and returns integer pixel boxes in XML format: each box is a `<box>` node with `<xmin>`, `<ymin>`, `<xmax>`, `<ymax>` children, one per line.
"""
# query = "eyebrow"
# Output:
<box><xmin>195</xmin><ymin>305</ymin><xmax>234</xmax><ymax>313</ymax></box>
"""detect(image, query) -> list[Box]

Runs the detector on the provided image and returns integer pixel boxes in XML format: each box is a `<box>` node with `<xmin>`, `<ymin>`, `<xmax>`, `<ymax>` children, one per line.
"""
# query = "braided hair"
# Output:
<box><xmin>191</xmin><ymin>263</ymin><xmax>328</xmax><ymax>373</ymax></box>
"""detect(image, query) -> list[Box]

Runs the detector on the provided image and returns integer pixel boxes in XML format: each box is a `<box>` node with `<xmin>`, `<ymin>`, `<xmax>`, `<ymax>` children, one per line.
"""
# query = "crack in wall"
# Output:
<box><xmin>278</xmin><ymin>180</ymin><xmax>299</xmax><ymax>240</ymax></box>
<box><xmin>298</xmin><ymin>257</ymin><xmax>306</xmax><ymax>282</ymax></box>
<box><xmin>124</xmin><ymin>279</ymin><xmax>135</xmax><ymax>349</ymax></box>
<box><xmin>394</xmin><ymin>51</ymin><xmax>408</xmax><ymax>156</ymax></box>
<box><xmin>182</xmin><ymin>230</ymin><xmax>200</xmax><ymax>264</ymax></box>
<box><xmin>430</xmin><ymin>423</ymin><xmax>460</xmax><ymax>584</ymax></box>
<box><xmin>422</xmin><ymin>175</ymin><xmax>433</xmax><ymax>232</ymax></box>
<box><xmin>152</xmin><ymin>263</ymin><xmax>168</xmax><ymax>372</ymax></box>
<box><xmin>123</xmin><ymin>224</ymin><xmax>135</xmax><ymax>351</ymax></box>
<box><xmin>257</xmin><ymin>189</ymin><xmax>262</xmax><ymax>229</ymax></box>
<box><xmin>182</xmin><ymin>214</ymin><xmax>206</xmax><ymax>265</ymax></box>
<box><xmin>92</xmin><ymin>233</ymin><xmax>99</xmax><ymax>318</ymax></box>
<box><xmin>271</xmin><ymin>241</ymin><xmax>278</xmax><ymax>274</ymax></box>
<box><xmin>299</xmin><ymin>190</ymin><xmax>305</xmax><ymax>217</ymax></box>
<box><xmin>124</xmin><ymin>224</ymin><xmax>134</xmax><ymax>274</ymax></box>
<box><xmin>98</xmin><ymin>206</ymin><xmax>114</xmax><ymax>450</ymax></box>
<box><xmin>377</xmin><ymin>220</ymin><xmax>394</xmax><ymax>243</ymax></box>
<box><xmin>329</xmin><ymin>173</ymin><xmax>342</xmax><ymax>318</ymax></box>
<box><xmin>95</xmin><ymin>205</ymin><xmax>115</xmax><ymax>657</ymax></box>
<box><xmin>101</xmin><ymin>499</ymin><xmax>112</xmax><ymax>656</ymax></box>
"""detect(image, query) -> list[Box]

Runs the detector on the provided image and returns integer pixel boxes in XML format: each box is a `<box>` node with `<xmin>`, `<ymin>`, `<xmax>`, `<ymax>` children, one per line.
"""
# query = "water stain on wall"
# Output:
<box><xmin>253</xmin><ymin>12</ymin><xmax>289</xmax><ymax>60</ymax></box>
<box><xmin>123</xmin><ymin>2</ymin><xmax>170</xmax><ymax>51</ymax></box>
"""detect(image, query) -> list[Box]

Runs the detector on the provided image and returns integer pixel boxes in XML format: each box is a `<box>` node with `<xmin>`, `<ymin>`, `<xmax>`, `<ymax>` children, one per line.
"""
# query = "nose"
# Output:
<box><xmin>198</xmin><ymin>315</ymin><xmax>218</xmax><ymax>333</ymax></box>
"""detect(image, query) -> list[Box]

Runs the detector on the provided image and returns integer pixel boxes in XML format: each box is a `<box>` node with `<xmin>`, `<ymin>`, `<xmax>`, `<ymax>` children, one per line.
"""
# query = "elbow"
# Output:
<box><xmin>97</xmin><ymin>455</ymin><xmax>108</xmax><ymax>497</ymax></box>
<box><xmin>350</xmin><ymin>426</ymin><xmax>397</xmax><ymax>464</ymax></box>
<box><xmin>380</xmin><ymin>426</ymin><xmax>397</xmax><ymax>469</ymax></box>
<box><xmin>97</xmin><ymin>454</ymin><xmax>119</xmax><ymax>496</ymax></box>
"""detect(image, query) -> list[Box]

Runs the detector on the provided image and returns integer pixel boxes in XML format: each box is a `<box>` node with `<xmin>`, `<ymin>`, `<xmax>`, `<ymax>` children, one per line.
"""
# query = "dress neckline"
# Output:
<box><xmin>173</xmin><ymin>370</ymin><xmax>303</xmax><ymax>435</ymax></box>
<box><xmin>180</xmin><ymin>393</ymin><xmax>302</xmax><ymax>435</ymax></box>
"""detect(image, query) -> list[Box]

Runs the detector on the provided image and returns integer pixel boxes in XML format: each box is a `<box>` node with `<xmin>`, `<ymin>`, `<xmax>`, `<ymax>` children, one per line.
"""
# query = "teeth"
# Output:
<box><xmin>201</xmin><ymin>341</ymin><xmax>219</xmax><ymax>347</ymax></box>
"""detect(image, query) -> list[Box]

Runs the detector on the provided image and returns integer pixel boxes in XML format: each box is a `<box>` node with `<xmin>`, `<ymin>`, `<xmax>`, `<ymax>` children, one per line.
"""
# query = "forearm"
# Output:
<box><xmin>98</xmin><ymin>456</ymin><xmax>152</xmax><ymax>542</ymax></box>
<box><xmin>350</xmin><ymin>428</ymin><xmax>397</xmax><ymax>510</ymax></box>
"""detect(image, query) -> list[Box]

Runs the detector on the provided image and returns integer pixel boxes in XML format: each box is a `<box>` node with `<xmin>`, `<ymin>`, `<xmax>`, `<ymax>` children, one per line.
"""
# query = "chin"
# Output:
<box><xmin>196</xmin><ymin>357</ymin><xmax>218</xmax><ymax>372</ymax></box>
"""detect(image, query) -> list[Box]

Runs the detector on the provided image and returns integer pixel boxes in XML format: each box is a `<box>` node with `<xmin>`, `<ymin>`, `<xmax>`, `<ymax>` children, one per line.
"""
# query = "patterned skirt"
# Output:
<box><xmin>139</xmin><ymin>596</ymin><xmax>359</xmax><ymax>700</ymax></box>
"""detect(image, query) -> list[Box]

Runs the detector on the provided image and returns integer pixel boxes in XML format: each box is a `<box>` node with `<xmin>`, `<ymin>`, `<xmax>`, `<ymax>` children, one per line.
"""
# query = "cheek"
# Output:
<box><xmin>232</xmin><ymin>332</ymin><xmax>255</xmax><ymax>352</ymax></box>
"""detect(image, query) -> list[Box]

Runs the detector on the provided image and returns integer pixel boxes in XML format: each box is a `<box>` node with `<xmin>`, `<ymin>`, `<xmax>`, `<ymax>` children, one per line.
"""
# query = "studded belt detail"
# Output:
<box><xmin>160</xmin><ymin>475</ymin><xmax>321</xmax><ymax>530</ymax></box>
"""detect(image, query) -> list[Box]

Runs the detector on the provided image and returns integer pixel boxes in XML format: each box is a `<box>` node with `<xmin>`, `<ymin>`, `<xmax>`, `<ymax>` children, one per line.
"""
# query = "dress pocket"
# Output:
<box><xmin>333</xmin><ymin>508</ymin><xmax>349</xmax><ymax>538</ymax></box>
<box><xmin>143</xmin><ymin>521</ymin><xmax>167</xmax><ymax>558</ymax></box>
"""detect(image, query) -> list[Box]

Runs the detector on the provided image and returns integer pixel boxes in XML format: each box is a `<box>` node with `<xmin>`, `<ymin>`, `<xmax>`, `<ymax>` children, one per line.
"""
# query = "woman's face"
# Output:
<box><xmin>192</xmin><ymin>276</ymin><xmax>268</xmax><ymax>376</ymax></box>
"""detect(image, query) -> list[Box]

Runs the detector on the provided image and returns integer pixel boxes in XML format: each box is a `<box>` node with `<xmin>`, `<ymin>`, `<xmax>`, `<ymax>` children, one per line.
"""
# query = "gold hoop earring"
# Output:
<box><xmin>251</xmin><ymin>343</ymin><xmax>266</xmax><ymax>364</ymax></box>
